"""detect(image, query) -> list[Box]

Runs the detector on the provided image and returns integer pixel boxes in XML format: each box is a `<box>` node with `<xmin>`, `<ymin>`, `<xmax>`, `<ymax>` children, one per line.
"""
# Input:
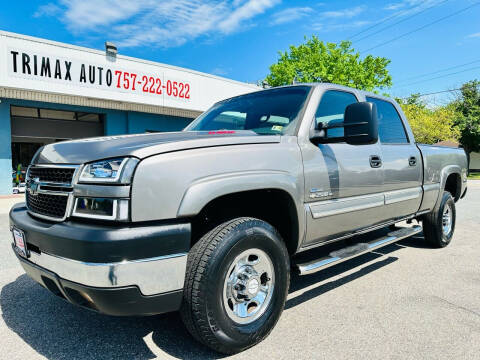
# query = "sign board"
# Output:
<box><xmin>0</xmin><ymin>32</ymin><xmax>258</xmax><ymax>112</ymax></box>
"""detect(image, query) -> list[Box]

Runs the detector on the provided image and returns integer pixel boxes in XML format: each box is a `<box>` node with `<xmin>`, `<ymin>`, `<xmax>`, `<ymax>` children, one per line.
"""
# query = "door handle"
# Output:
<box><xmin>370</xmin><ymin>155</ymin><xmax>382</xmax><ymax>168</ymax></box>
<box><xmin>409</xmin><ymin>156</ymin><xmax>417</xmax><ymax>166</ymax></box>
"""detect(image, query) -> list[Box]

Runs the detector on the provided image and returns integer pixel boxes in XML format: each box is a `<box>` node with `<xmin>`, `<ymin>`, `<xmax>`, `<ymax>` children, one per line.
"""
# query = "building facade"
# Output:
<box><xmin>0</xmin><ymin>31</ymin><xmax>258</xmax><ymax>195</ymax></box>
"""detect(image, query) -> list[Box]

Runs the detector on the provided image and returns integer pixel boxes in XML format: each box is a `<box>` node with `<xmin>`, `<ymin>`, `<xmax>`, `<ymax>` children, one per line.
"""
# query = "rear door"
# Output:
<box><xmin>366</xmin><ymin>96</ymin><xmax>423</xmax><ymax>220</ymax></box>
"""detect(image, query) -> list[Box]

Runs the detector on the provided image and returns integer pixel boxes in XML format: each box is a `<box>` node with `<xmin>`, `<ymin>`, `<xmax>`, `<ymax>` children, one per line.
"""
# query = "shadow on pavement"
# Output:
<box><xmin>285</xmin><ymin>231</ymin><xmax>430</xmax><ymax>309</ymax></box>
<box><xmin>1</xmin><ymin>275</ymin><xmax>223</xmax><ymax>360</ymax></box>
<box><xmin>1</xmin><ymin>233</ymin><xmax>427</xmax><ymax>359</ymax></box>
<box><xmin>286</xmin><ymin>251</ymin><xmax>399</xmax><ymax>309</ymax></box>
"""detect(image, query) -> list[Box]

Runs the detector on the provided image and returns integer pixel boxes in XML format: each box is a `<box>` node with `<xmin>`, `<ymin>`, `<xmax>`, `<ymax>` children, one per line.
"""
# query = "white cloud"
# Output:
<box><xmin>60</xmin><ymin>0</ymin><xmax>146</xmax><ymax>32</ymax></box>
<box><xmin>219</xmin><ymin>0</ymin><xmax>280</xmax><ymax>34</ymax></box>
<box><xmin>313</xmin><ymin>20</ymin><xmax>371</xmax><ymax>32</ymax></box>
<box><xmin>34</xmin><ymin>0</ymin><xmax>280</xmax><ymax>48</ymax></box>
<box><xmin>384</xmin><ymin>0</ymin><xmax>443</xmax><ymax>13</ymax></box>
<box><xmin>320</xmin><ymin>5</ymin><xmax>365</xmax><ymax>19</ymax></box>
<box><xmin>211</xmin><ymin>67</ymin><xmax>229</xmax><ymax>76</ymax></box>
<box><xmin>270</xmin><ymin>7</ymin><xmax>313</xmax><ymax>25</ymax></box>
<box><xmin>33</xmin><ymin>3</ymin><xmax>62</xmax><ymax>18</ymax></box>
<box><xmin>384</xmin><ymin>2</ymin><xmax>406</xmax><ymax>11</ymax></box>
<box><xmin>467</xmin><ymin>32</ymin><xmax>480</xmax><ymax>38</ymax></box>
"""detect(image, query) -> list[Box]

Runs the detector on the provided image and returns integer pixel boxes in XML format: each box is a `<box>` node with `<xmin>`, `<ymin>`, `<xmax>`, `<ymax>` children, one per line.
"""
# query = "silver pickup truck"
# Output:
<box><xmin>9</xmin><ymin>83</ymin><xmax>468</xmax><ymax>354</ymax></box>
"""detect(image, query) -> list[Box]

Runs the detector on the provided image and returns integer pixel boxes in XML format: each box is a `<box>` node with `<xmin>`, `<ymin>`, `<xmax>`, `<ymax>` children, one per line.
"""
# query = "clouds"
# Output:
<box><xmin>311</xmin><ymin>5</ymin><xmax>368</xmax><ymax>32</ymax></box>
<box><xmin>218</xmin><ymin>0</ymin><xmax>280</xmax><ymax>33</ymax></box>
<box><xmin>35</xmin><ymin>1</ymin><xmax>454</xmax><ymax>49</ymax></box>
<box><xmin>270</xmin><ymin>7</ymin><xmax>313</xmax><ymax>25</ymax></box>
<box><xmin>35</xmin><ymin>0</ymin><xmax>279</xmax><ymax>48</ymax></box>
<box><xmin>320</xmin><ymin>5</ymin><xmax>366</xmax><ymax>19</ymax></box>
<box><xmin>33</xmin><ymin>3</ymin><xmax>62</xmax><ymax>18</ymax></box>
<box><xmin>467</xmin><ymin>32</ymin><xmax>480</xmax><ymax>38</ymax></box>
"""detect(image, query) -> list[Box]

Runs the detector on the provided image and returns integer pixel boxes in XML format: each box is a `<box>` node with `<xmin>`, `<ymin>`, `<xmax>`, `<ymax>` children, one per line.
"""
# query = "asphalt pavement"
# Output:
<box><xmin>0</xmin><ymin>184</ymin><xmax>479</xmax><ymax>360</ymax></box>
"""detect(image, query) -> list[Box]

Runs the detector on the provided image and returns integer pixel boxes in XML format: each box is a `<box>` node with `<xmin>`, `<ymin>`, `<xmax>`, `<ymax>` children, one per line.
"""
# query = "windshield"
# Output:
<box><xmin>185</xmin><ymin>86</ymin><xmax>311</xmax><ymax>135</ymax></box>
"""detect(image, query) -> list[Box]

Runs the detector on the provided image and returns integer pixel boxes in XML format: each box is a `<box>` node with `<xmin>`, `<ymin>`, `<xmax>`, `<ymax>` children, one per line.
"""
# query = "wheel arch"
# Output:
<box><xmin>181</xmin><ymin>178</ymin><xmax>304</xmax><ymax>255</ymax></box>
<box><xmin>435</xmin><ymin>165</ymin><xmax>462</xmax><ymax>207</ymax></box>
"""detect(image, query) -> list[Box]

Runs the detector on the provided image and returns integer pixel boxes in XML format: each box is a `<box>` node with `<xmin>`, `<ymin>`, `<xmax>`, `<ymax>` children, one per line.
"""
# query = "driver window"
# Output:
<box><xmin>315</xmin><ymin>90</ymin><xmax>358</xmax><ymax>138</ymax></box>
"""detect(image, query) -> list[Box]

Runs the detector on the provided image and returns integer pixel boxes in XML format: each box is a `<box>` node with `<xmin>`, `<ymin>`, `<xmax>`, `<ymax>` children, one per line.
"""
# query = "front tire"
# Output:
<box><xmin>180</xmin><ymin>217</ymin><xmax>290</xmax><ymax>354</ymax></box>
<box><xmin>423</xmin><ymin>191</ymin><xmax>456</xmax><ymax>248</ymax></box>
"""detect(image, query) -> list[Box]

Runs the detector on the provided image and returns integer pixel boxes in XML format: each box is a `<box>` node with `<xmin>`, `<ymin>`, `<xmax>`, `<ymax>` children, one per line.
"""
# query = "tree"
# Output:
<box><xmin>454</xmin><ymin>80</ymin><xmax>480</xmax><ymax>160</ymax></box>
<box><xmin>398</xmin><ymin>95</ymin><xmax>460</xmax><ymax>144</ymax></box>
<box><xmin>264</xmin><ymin>36</ymin><xmax>392</xmax><ymax>91</ymax></box>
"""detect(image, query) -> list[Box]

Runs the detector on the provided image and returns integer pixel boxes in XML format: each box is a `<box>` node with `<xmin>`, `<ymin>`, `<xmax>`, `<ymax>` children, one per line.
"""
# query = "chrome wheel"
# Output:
<box><xmin>223</xmin><ymin>248</ymin><xmax>275</xmax><ymax>324</ymax></box>
<box><xmin>442</xmin><ymin>203</ymin><xmax>453</xmax><ymax>236</ymax></box>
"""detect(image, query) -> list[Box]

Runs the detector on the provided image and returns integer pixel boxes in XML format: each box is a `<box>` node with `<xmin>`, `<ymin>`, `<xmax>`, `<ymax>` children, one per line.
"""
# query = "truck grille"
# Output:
<box><xmin>26</xmin><ymin>192</ymin><xmax>69</xmax><ymax>219</ymax></box>
<box><xmin>26</xmin><ymin>165</ymin><xmax>78</xmax><ymax>221</ymax></box>
<box><xmin>28</xmin><ymin>167</ymin><xmax>76</xmax><ymax>184</ymax></box>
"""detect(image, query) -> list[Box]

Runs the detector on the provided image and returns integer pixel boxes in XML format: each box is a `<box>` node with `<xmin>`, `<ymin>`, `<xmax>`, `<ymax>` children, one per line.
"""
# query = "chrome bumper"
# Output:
<box><xmin>17</xmin><ymin>249</ymin><xmax>187</xmax><ymax>296</ymax></box>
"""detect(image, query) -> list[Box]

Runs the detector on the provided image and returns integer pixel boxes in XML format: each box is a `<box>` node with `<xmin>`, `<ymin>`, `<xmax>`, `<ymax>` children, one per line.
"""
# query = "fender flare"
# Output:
<box><xmin>434</xmin><ymin>165</ymin><xmax>462</xmax><ymax>209</ymax></box>
<box><xmin>177</xmin><ymin>170</ymin><xmax>301</xmax><ymax>216</ymax></box>
<box><xmin>176</xmin><ymin>170</ymin><xmax>305</xmax><ymax>250</ymax></box>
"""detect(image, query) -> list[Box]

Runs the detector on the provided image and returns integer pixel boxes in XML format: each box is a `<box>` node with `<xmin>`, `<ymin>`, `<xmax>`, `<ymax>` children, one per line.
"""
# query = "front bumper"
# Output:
<box><xmin>9</xmin><ymin>203</ymin><xmax>191</xmax><ymax>316</ymax></box>
<box><xmin>14</xmin><ymin>249</ymin><xmax>183</xmax><ymax>316</ymax></box>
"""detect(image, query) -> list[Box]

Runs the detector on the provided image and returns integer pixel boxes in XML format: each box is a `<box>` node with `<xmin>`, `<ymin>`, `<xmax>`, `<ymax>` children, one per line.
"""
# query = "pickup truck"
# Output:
<box><xmin>9</xmin><ymin>83</ymin><xmax>468</xmax><ymax>354</ymax></box>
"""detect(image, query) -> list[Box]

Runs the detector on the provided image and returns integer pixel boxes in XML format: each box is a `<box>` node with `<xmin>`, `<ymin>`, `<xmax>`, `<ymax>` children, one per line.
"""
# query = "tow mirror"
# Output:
<box><xmin>344</xmin><ymin>102</ymin><xmax>378</xmax><ymax>145</ymax></box>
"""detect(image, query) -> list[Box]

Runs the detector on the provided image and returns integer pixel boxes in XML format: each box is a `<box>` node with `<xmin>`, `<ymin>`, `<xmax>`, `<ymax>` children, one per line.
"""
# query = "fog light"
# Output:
<box><xmin>73</xmin><ymin>197</ymin><xmax>129</xmax><ymax>221</ymax></box>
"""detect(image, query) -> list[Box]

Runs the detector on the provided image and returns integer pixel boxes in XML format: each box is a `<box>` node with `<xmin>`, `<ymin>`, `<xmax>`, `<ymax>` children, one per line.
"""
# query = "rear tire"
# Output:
<box><xmin>422</xmin><ymin>191</ymin><xmax>456</xmax><ymax>248</ymax></box>
<box><xmin>180</xmin><ymin>217</ymin><xmax>290</xmax><ymax>354</ymax></box>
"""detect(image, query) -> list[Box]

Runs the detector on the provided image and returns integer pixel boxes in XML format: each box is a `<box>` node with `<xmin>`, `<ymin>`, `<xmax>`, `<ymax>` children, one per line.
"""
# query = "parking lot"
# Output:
<box><xmin>0</xmin><ymin>183</ymin><xmax>479</xmax><ymax>360</ymax></box>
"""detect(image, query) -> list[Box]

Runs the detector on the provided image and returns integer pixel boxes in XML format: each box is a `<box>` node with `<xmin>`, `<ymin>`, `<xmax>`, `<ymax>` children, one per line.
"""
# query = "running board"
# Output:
<box><xmin>296</xmin><ymin>225</ymin><xmax>422</xmax><ymax>275</ymax></box>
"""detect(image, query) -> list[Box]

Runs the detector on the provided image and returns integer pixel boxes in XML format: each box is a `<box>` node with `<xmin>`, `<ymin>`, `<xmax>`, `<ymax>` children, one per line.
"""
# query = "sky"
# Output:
<box><xmin>1</xmin><ymin>0</ymin><xmax>479</xmax><ymax>105</ymax></box>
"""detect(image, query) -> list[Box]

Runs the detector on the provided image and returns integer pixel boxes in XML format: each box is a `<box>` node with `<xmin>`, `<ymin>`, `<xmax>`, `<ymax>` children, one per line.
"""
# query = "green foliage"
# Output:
<box><xmin>454</xmin><ymin>80</ymin><xmax>480</xmax><ymax>154</ymax></box>
<box><xmin>264</xmin><ymin>36</ymin><xmax>392</xmax><ymax>91</ymax></box>
<box><xmin>398</xmin><ymin>95</ymin><xmax>460</xmax><ymax>144</ymax></box>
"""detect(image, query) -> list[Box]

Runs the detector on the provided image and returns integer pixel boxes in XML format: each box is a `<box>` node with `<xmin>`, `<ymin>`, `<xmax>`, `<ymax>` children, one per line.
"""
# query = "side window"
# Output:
<box><xmin>315</xmin><ymin>90</ymin><xmax>358</xmax><ymax>138</ymax></box>
<box><xmin>366</xmin><ymin>97</ymin><xmax>408</xmax><ymax>144</ymax></box>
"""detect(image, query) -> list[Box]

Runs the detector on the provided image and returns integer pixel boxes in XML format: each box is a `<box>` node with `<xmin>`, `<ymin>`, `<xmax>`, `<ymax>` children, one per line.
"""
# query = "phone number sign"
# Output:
<box><xmin>7</xmin><ymin>48</ymin><xmax>192</xmax><ymax>103</ymax></box>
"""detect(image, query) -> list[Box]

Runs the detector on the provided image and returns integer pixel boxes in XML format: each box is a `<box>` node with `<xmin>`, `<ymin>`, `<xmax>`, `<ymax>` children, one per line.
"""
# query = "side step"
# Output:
<box><xmin>296</xmin><ymin>225</ymin><xmax>422</xmax><ymax>275</ymax></box>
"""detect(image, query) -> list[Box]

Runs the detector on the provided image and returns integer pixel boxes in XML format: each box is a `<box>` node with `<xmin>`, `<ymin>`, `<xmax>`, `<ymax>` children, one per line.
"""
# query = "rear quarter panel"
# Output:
<box><xmin>418</xmin><ymin>144</ymin><xmax>468</xmax><ymax>211</ymax></box>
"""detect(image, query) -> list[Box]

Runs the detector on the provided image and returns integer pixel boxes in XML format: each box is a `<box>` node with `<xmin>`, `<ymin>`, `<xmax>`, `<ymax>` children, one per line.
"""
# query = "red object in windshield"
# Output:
<box><xmin>208</xmin><ymin>131</ymin><xmax>236</xmax><ymax>135</ymax></box>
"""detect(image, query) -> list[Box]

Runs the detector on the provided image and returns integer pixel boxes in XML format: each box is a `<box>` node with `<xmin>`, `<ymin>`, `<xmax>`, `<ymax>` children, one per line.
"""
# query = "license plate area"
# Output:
<box><xmin>12</xmin><ymin>227</ymin><xmax>29</xmax><ymax>258</ymax></box>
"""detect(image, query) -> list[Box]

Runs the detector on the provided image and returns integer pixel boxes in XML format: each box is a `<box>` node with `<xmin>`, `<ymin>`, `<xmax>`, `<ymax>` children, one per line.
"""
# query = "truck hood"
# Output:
<box><xmin>32</xmin><ymin>131</ymin><xmax>281</xmax><ymax>164</ymax></box>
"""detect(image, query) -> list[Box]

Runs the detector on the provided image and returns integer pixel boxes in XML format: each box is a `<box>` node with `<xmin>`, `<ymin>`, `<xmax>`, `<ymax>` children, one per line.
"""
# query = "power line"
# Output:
<box><xmin>396</xmin><ymin>59</ymin><xmax>480</xmax><ymax>84</ymax></box>
<box><xmin>399</xmin><ymin>88</ymin><xmax>461</xmax><ymax>98</ymax></box>
<box><xmin>361</xmin><ymin>1</ymin><xmax>480</xmax><ymax>53</ymax></box>
<box><xmin>348</xmin><ymin>1</ymin><xmax>425</xmax><ymax>40</ymax></box>
<box><xmin>397</xmin><ymin>65</ymin><xmax>480</xmax><ymax>87</ymax></box>
<box><xmin>353</xmin><ymin>0</ymin><xmax>449</xmax><ymax>43</ymax></box>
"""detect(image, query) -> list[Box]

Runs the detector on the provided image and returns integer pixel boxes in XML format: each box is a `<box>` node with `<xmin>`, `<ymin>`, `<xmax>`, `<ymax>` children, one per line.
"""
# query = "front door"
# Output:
<box><xmin>301</xmin><ymin>89</ymin><xmax>385</xmax><ymax>247</ymax></box>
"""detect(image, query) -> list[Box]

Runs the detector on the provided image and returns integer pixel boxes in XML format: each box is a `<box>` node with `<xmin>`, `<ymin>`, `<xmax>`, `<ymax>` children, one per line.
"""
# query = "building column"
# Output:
<box><xmin>0</xmin><ymin>100</ymin><xmax>12</xmax><ymax>195</ymax></box>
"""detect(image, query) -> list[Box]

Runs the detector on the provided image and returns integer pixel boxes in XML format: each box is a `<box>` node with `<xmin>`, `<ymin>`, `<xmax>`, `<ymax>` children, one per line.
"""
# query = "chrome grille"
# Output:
<box><xmin>26</xmin><ymin>192</ymin><xmax>69</xmax><ymax>219</ymax></box>
<box><xmin>26</xmin><ymin>165</ymin><xmax>79</xmax><ymax>221</ymax></box>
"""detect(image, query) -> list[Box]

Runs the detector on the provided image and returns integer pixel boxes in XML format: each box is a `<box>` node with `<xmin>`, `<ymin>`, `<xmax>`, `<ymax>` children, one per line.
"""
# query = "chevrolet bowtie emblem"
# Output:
<box><xmin>27</xmin><ymin>178</ymin><xmax>40</xmax><ymax>196</ymax></box>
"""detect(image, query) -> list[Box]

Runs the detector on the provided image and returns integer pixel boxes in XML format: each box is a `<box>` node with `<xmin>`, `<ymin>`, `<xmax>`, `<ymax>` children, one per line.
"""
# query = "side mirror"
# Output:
<box><xmin>344</xmin><ymin>102</ymin><xmax>378</xmax><ymax>145</ymax></box>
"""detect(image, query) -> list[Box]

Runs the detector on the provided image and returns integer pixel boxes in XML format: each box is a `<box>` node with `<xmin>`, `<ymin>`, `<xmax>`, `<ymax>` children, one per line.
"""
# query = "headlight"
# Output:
<box><xmin>79</xmin><ymin>157</ymin><xmax>139</xmax><ymax>184</ymax></box>
<box><xmin>73</xmin><ymin>197</ymin><xmax>129</xmax><ymax>221</ymax></box>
